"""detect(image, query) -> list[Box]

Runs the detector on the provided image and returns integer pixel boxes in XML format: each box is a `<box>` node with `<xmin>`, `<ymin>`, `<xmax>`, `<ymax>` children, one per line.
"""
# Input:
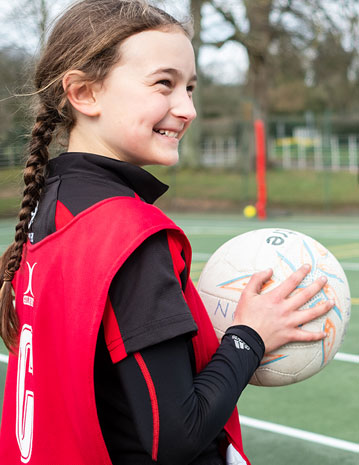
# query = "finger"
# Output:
<box><xmin>274</xmin><ymin>264</ymin><xmax>311</xmax><ymax>299</ymax></box>
<box><xmin>289</xmin><ymin>326</ymin><xmax>327</xmax><ymax>343</ymax></box>
<box><xmin>243</xmin><ymin>268</ymin><xmax>273</xmax><ymax>296</ymax></box>
<box><xmin>292</xmin><ymin>299</ymin><xmax>334</xmax><ymax>328</ymax></box>
<box><xmin>289</xmin><ymin>276</ymin><xmax>328</xmax><ymax>309</ymax></box>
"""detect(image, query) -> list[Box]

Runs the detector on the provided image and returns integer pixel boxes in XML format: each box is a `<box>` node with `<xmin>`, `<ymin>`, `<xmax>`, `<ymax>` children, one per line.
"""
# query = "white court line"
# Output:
<box><xmin>340</xmin><ymin>262</ymin><xmax>359</xmax><ymax>271</ymax></box>
<box><xmin>240</xmin><ymin>415</ymin><xmax>359</xmax><ymax>453</ymax></box>
<box><xmin>334</xmin><ymin>352</ymin><xmax>359</xmax><ymax>363</ymax></box>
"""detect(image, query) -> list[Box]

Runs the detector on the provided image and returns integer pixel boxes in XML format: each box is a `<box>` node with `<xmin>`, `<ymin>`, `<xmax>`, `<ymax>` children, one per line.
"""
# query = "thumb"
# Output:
<box><xmin>244</xmin><ymin>268</ymin><xmax>273</xmax><ymax>296</ymax></box>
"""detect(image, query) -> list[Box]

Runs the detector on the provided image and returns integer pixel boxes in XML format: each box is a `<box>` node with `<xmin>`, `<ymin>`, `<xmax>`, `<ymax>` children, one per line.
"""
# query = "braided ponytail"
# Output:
<box><xmin>0</xmin><ymin>0</ymin><xmax>192</xmax><ymax>352</ymax></box>
<box><xmin>0</xmin><ymin>107</ymin><xmax>57</xmax><ymax>351</ymax></box>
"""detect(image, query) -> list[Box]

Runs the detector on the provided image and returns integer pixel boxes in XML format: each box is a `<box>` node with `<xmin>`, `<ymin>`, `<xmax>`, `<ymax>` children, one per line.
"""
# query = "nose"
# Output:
<box><xmin>171</xmin><ymin>90</ymin><xmax>197</xmax><ymax>123</ymax></box>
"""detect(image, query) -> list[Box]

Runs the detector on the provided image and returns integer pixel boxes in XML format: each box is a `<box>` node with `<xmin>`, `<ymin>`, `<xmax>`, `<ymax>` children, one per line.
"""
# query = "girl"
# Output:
<box><xmin>0</xmin><ymin>1</ymin><xmax>332</xmax><ymax>464</ymax></box>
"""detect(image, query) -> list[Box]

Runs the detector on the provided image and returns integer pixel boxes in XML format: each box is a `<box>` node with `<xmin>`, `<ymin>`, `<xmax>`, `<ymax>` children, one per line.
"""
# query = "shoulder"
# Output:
<box><xmin>85</xmin><ymin>198</ymin><xmax>187</xmax><ymax>247</ymax></box>
<box><xmin>105</xmin><ymin>229</ymin><xmax>197</xmax><ymax>358</ymax></box>
<box><xmin>58</xmin><ymin>175</ymin><xmax>135</xmax><ymax>216</ymax></box>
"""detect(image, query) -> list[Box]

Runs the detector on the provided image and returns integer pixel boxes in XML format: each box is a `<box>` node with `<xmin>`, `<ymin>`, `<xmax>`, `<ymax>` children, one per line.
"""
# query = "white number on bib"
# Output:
<box><xmin>16</xmin><ymin>324</ymin><xmax>34</xmax><ymax>463</ymax></box>
<box><xmin>226</xmin><ymin>444</ymin><xmax>247</xmax><ymax>465</ymax></box>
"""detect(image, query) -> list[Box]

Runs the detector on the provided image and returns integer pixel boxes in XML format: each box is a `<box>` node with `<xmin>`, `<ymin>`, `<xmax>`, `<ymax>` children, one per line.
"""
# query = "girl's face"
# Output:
<box><xmin>87</xmin><ymin>28</ymin><xmax>197</xmax><ymax>166</ymax></box>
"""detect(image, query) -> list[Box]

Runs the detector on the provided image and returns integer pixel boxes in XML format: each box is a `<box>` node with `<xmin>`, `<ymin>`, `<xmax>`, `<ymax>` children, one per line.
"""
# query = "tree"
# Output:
<box><xmin>0</xmin><ymin>0</ymin><xmax>67</xmax><ymax>165</ymax></box>
<box><xmin>202</xmin><ymin>0</ymin><xmax>359</xmax><ymax>119</ymax></box>
<box><xmin>2</xmin><ymin>0</ymin><xmax>72</xmax><ymax>52</ymax></box>
<box><xmin>154</xmin><ymin>0</ymin><xmax>206</xmax><ymax>166</ymax></box>
<box><xmin>180</xmin><ymin>0</ymin><xmax>205</xmax><ymax>167</ymax></box>
<box><xmin>0</xmin><ymin>47</ymin><xmax>32</xmax><ymax>164</ymax></box>
<box><xmin>266</xmin><ymin>35</ymin><xmax>308</xmax><ymax>113</ymax></box>
<box><xmin>310</xmin><ymin>31</ymin><xmax>356</xmax><ymax>112</ymax></box>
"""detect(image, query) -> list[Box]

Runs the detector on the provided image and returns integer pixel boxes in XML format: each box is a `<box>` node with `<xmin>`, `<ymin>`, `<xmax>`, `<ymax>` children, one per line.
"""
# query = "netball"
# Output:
<box><xmin>197</xmin><ymin>228</ymin><xmax>351</xmax><ymax>386</ymax></box>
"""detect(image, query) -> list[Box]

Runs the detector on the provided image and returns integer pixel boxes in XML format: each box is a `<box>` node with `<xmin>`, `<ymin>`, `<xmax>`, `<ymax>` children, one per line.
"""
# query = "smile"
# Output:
<box><xmin>153</xmin><ymin>129</ymin><xmax>179</xmax><ymax>139</ymax></box>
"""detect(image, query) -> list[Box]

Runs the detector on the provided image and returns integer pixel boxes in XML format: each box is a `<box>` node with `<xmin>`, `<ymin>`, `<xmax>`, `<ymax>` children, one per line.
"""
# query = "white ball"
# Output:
<box><xmin>197</xmin><ymin>228</ymin><xmax>351</xmax><ymax>386</ymax></box>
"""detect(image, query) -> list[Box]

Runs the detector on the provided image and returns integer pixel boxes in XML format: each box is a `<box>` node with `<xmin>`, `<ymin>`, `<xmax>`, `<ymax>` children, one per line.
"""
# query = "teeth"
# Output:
<box><xmin>155</xmin><ymin>129</ymin><xmax>179</xmax><ymax>138</ymax></box>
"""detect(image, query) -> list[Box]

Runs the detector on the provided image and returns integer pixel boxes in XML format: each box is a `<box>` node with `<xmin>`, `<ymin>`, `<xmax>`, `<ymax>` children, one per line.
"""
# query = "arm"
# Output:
<box><xmin>115</xmin><ymin>325</ymin><xmax>264</xmax><ymax>465</ymax></box>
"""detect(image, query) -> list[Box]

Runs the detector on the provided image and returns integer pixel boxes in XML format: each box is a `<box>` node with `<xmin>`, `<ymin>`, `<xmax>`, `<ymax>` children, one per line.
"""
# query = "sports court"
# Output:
<box><xmin>0</xmin><ymin>213</ymin><xmax>358</xmax><ymax>465</ymax></box>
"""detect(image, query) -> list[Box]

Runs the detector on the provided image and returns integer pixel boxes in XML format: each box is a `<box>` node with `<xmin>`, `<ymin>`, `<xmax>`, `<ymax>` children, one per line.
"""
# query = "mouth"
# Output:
<box><xmin>153</xmin><ymin>128</ymin><xmax>181</xmax><ymax>139</ymax></box>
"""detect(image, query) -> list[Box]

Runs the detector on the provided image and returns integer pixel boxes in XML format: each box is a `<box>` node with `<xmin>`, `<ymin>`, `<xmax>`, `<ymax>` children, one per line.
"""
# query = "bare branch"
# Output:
<box><xmin>208</xmin><ymin>3</ymin><xmax>250</xmax><ymax>48</ymax></box>
<box><xmin>204</xmin><ymin>33</ymin><xmax>238</xmax><ymax>49</ymax></box>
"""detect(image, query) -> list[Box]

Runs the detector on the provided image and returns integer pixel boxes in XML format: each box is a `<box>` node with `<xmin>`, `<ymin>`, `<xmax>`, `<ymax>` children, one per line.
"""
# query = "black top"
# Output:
<box><xmin>30</xmin><ymin>152</ymin><xmax>197</xmax><ymax>354</ymax></box>
<box><xmin>30</xmin><ymin>152</ymin><xmax>265</xmax><ymax>465</ymax></box>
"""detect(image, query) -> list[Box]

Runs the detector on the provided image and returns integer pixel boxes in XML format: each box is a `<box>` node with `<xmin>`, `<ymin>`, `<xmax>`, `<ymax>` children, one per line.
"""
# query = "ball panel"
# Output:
<box><xmin>197</xmin><ymin>290</ymin><xmax>237</xmax><ymax>340</ymax></box>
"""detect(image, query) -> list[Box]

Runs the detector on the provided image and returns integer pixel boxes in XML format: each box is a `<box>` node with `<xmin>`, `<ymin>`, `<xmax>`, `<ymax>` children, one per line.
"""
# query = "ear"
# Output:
<box><xmin>62</xmin><ymin>70</ymin><xmax>102</xmax><ymax>117</ymax></box>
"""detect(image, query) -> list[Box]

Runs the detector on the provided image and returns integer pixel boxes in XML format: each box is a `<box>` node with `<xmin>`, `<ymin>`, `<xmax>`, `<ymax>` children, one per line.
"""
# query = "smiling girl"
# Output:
<box><xmin>0</xmin><ymin>1</ymin><xmax>332</xmax><ymax>464</ymax></box>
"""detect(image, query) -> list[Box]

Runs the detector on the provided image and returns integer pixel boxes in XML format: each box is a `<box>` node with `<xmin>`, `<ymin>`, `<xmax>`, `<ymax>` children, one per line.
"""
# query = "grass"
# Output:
<box><xmin>0</xmin><ymin>167</ymin><xmax>22</xmax><ymax>217</ymax></box>
<box><xmin>0</xmin><ymin>198</ymin><xmax>21</xmax><ymax>217</ymax></box>
<box><xmin>149</xmin><ymin>166</ymin><xmax>359</xmax><ymax>212</ymax></box>
<box><xmin>0</xmin><ymin>165</ymin><xmax>358</xmax><ymax>217</ymax></box>
<box><xmin>0</xmin><ymin>167</ymin><xmax>23</xmax><ymax>190</ymax></box>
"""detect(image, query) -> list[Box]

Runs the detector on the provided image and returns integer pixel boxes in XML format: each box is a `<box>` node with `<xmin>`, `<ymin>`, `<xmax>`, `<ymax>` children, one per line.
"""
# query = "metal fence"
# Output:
<box><xmin>201</xmin><ymin>137</ymin><xmax>238</xmax><ymax>167</ymax></box>
<box><xmin>271</xmin><ymin>134</ymin><xmax>359</xmax><ymax>172</ymax></box>
<box><xmin>199</xmin><ymin>133</ymin><xmax>359</xmax><ymax>172</ymax></box>
<box><xmin>0</xmin><ymin>146</ymin><xmax>25</xmax><ymax>168</ymax></box>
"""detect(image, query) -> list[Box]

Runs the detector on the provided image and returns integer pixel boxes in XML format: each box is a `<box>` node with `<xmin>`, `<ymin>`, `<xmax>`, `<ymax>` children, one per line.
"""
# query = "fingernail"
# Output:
<box><xmin>303</xmin><ymin>264</ymin><xmax>311</xmax><ymax>271</ymax></box>
<box><xmin>320</xmin><ymin>276</ymin><xmax>328</xmax><ymax>283</ymax></box>
<box><xmin>328</xmin><ymin>299</ymin><xmax>335</xmax><ymax>306</ymax></box>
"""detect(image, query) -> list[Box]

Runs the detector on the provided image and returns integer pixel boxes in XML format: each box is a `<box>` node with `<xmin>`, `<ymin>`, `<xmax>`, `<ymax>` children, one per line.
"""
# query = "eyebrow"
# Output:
<box><xmin>147</xmin><ymin>68</ymin><xmax>197</xmax><ymax>82</ymax></box>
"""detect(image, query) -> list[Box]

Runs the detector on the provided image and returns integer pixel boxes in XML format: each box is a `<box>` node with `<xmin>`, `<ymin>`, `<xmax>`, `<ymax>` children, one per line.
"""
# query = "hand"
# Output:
<box><xmin>232</xmin><ymin>264</ymin><xmax>334</xmax><ymax>354</ymax></box>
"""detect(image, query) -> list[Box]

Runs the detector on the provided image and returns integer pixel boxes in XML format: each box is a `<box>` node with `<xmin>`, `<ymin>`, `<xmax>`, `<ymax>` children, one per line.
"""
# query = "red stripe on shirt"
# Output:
<box><xmin>134</xmin><ymin>352</ymin><xmax>160</xmax><ymax>461</ymax></box>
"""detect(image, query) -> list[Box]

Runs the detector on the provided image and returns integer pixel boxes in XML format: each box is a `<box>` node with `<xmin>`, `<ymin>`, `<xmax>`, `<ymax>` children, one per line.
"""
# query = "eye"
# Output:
<box><xmin>157</xmin><ymin>79</ymin><xmax>172</xmax><ymax>88</ymax></box>
<box><xmin>187</xmin><ymin>85</ymin><xmax>195</xmax><ymax>95</ymax></box>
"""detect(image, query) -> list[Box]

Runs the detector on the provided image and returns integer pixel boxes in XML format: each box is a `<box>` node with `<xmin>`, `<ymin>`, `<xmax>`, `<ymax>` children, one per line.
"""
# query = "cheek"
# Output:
<box><xmin>146</xmin><ymin>96</ymin><xmax>170</xmax><ymax>122</ymax></box>
<box><xmin>119</xmin><ymin>130</ymin><xmax>148</xmax><ymax>155</ymax></box>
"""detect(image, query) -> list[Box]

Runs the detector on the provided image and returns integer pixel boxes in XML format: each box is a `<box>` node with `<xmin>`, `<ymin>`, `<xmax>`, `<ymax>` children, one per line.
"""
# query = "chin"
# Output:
<box><xmin>161</xmin><ymin>158</ymin><xmax>179</xmax><ymax>167</ymax></box>
<box><xmin>155</xmin><ymin>152</ymin><xmax>179</xmax><ymax>167</ymax></box>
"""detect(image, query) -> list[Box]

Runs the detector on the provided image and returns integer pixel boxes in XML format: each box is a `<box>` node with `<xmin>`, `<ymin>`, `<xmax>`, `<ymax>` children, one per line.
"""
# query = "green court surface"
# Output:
<box><xmin>0</xmin><ymin>213</ymin><xmax>358</xmax><ymax>465</ymax></box>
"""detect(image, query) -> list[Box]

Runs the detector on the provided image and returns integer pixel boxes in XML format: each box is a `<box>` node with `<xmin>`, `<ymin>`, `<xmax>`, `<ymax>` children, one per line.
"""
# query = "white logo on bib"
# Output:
<box><xmin>23</xmin><ymin>262</ymin><xmax>37</xmax><ymax>307</ymax></box>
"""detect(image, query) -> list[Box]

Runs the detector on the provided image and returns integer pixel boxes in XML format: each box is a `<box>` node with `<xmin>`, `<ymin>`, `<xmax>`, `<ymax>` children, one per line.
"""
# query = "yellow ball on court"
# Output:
<box><xmin>243</xmin><ymin>205</ymin><xmax>257</xmax><ymax>218</ymax></box>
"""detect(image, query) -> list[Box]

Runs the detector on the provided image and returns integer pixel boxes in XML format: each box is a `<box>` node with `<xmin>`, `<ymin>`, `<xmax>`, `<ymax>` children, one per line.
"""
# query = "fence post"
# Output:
<box><xmin>331</xmin><ymin>136</ymin><xmax>340</xmax><ymax>171</ymax></box>
<box><xmin>283</xmin><ymin>139</ymin><xmax>291</xmax><ymax>169</ymax></box>
<box><xmin>348</xmin><ymin>135</ymin><xmax>358</xmax><ymax>173</ymax></box>
<box><xmin>254</xmin><ymin>119</ymin><xmax>267</xmax><ymax>220</ymax></box>
<box><xmin>314</xmin><ymin>136</ymin><xmax>323</xmax><ymax>171</ymax></box>
<box><xmin>298</xmin><ymin>138</ymin><xmax>306</xmax><ymax>169</ymax></box>
<box><xmin>228</xmin><ymin>137</ymin><xmax>236</xmax><ymax>166</ymax></box>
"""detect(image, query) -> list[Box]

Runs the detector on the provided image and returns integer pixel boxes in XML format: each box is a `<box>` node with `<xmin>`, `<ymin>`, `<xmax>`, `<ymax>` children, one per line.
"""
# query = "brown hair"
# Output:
<box><xmin>0</xmin><ymin>0</ymin><xmax>192</xmax><ymax>351</ymax></box>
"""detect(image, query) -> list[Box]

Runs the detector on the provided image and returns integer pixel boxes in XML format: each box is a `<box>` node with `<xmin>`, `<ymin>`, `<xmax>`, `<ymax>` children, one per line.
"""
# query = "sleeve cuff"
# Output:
<box><xmin>223</xmin><ymin>325</ymin><xmax>265</xmax><ymax>362</ymax></box>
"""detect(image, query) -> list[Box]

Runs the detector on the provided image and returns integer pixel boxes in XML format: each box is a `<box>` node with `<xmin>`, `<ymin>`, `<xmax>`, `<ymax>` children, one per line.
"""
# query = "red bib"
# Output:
<box><xmin>0</xmin><ymin>197</ymin><xmax>250</xmax><ymax>464</ymax></box>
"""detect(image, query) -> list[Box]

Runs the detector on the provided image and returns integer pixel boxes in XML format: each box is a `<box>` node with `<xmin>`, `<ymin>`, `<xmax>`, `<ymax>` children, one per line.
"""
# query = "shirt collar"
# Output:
<box><xmin>48</xmin><ymin>152</ymin><xmax>169</xmax><ymax>204</ymax></box>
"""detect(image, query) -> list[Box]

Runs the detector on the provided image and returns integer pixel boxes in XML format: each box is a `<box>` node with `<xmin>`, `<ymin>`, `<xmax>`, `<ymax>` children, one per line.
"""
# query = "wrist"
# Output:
<box><xmin>224</xmin><ymin>325</ymin><xmax>265</xmax><ymax>362</ymax></box>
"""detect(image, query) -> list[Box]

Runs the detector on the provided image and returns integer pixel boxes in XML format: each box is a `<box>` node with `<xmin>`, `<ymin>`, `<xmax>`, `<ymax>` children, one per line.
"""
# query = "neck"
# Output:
<box><xmin>68</xmin><ymin>123</ymin><xmax>118</xmax><ymax>161</ymax></box>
